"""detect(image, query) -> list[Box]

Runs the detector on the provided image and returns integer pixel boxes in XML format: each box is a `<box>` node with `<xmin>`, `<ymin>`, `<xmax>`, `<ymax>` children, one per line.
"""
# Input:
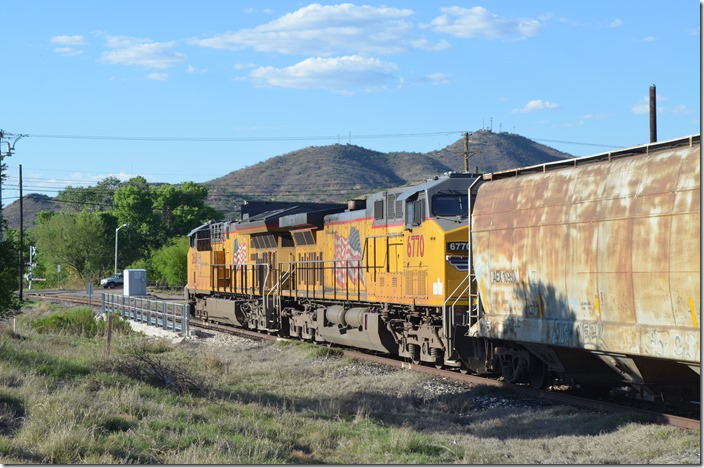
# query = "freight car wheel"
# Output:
<box><xmin>529</xmin><ymin>361</ymin><xmax>552</xmax><ymax>389</ymax></box>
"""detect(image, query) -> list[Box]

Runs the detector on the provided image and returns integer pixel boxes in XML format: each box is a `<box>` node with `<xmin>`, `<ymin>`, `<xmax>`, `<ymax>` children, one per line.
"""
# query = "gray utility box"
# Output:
<box><xmin>124</xmin><ymin>269</ymin><xmax>147</xmax><ymax>296</ymax></box>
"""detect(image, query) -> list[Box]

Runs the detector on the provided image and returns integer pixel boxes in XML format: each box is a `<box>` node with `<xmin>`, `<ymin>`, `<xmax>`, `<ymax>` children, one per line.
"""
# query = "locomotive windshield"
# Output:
<box><xmin>432</xmin><ymin>193</ymin><xmax>468</xmax><ymax>217</ymax></box>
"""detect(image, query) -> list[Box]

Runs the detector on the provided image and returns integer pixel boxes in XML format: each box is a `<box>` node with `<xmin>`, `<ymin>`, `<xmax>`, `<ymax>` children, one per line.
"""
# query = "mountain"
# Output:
<box><xmin>3</xmin><ymin>194</ymin><xmax>61</xmax><ymax>230</ymax></box>
<box><xmin>426</xmin><ymin>130</ymin><xmax>571</xmax><ymax>174</ymax></box>
<box><xmin>206</xmin><ymin>130</ymin><xmax>572</xmax><ymax>218</ymax></box>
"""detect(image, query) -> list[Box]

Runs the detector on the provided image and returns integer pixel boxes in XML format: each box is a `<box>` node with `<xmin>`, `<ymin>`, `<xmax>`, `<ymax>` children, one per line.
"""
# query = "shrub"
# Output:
<box><xmin>106</xmin><ymin>340</ymin><xmax>200</xmax><ymax>394</ymax></box>
<box><xmin>31</xmin><ymin>307</ymin><xmax>131</xmax><ymax>337</ymax></box>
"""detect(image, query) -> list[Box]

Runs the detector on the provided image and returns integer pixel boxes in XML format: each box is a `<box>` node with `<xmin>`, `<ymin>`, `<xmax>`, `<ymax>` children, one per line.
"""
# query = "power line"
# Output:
<box><xmin>5</xmin><ymin>130</ymin><xmax>623</xmax><ymax>148</ymax></box>
<box><xmin>23</xmin><ymin>131</ymin><xmax>464</xmax><ymax>143</ymax></box>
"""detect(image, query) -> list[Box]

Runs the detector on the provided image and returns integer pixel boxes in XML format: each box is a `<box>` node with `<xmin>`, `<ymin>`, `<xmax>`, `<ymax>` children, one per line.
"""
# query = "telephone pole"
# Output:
<box><xmin>18</xmin><ymin>165</ymin><xmax>23</xmax><ymax>301</ymax></box>
<box><xmin>463</xmin><ymin>132</ymin><xmax>477</xmax><ymax>173</ymax></box>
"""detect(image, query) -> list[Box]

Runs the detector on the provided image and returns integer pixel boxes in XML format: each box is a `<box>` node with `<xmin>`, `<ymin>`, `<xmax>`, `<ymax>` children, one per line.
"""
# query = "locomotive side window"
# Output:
<box><xmin>432</xmin><ymin>193</ymin><xmax>468</xmax><ymax>217</ymax></box>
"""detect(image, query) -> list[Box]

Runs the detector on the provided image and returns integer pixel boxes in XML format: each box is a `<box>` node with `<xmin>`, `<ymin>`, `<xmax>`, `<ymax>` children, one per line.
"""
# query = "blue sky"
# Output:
<box><xmin>1</xmin><ymin>1</ymin><xmax>700</xmax><ymax>206</ymax></box>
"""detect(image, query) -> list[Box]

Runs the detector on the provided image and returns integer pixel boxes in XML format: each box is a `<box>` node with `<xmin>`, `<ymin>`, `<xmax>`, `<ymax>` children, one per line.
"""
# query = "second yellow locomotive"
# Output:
<box><xmin>187</xmin><ymin>173</ymin><xmax>475</xmax><ymax>367</ymax></box>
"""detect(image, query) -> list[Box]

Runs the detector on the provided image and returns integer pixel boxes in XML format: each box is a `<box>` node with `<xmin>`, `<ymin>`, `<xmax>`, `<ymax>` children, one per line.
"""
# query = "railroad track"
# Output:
<box><xmin>26</xmin><ymin>292</ymin><xmax>701</xmax><ymax>430</ymax></box>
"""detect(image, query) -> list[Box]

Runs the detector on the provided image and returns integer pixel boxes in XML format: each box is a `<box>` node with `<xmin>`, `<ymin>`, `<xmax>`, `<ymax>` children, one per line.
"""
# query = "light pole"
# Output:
<box><xmin>114</xmin><ymin>223</ymin><xmax>129</xmax><ymax>275</ymax></box>
<box><xmin>0</xmin><ymin>130</ymin><xmax>26</xmax><ymax>246</ymax></box>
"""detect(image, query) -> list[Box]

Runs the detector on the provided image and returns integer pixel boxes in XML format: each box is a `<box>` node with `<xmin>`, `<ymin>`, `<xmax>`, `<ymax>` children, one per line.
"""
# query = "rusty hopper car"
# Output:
<box><xmin>186</xmin><ymin>173</ymin><xmax>476</xmax><ymax>367</ymax></box>
<box><xmin>463</xmin><ymin>134</ymin><xmax>700</xmax><ymax>401</ymax></box>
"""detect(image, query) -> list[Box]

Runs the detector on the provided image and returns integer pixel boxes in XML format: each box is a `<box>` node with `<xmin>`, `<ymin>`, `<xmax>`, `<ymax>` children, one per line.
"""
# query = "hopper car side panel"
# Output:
<box><xmin>469</xmin><ymin>135</ymin><xmax>700</xmax><ymax>398</ymax></box>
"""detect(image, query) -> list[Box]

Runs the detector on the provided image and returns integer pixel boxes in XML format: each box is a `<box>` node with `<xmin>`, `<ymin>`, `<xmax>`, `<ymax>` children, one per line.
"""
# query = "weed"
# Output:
<box><xmin>0</xmin><ymin>391</ymin><xmax>26</xmax><ymax>436</ymax></box>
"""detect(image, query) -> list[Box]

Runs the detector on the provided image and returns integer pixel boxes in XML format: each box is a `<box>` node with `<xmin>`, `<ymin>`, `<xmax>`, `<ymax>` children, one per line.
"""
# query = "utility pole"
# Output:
<box><xmin>649</xmin><ymin>84</ymin><xmax>657</xmax><ymax>143</ymax></box>
<box><xmin>463</xmin><ymin>132</ymin><xmax>477</xmax><ymax>173</ymax></box>
<box><xmin>18</xmin><ymin>165</ymin><xmax>23</xmax><ymax>301</ymax></box>
<box><xmin>464</xmin><ymin>132</ymin><xmax>469</xmax><ymax>173</ymax></box>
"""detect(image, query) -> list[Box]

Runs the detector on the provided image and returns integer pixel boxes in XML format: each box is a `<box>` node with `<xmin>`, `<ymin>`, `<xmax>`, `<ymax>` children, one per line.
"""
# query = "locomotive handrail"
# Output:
<box><xmin>279</xmin><ymin>258</ymin><xmax>373</xmax><ymax>301</ymax></box>
<box><xmin>210</xmin><ymin>262</ymin><xmax>272</xmax><ymax>297</ymax></box>
<box><xmin>466</xmin><ymin>175</ymin><xmax>483</xmax><ymax>327</ymax></box>
<box><xmin>443</xmin><ymin>274</ymin><xmax>471</xmax><ymax>346</ymax></box>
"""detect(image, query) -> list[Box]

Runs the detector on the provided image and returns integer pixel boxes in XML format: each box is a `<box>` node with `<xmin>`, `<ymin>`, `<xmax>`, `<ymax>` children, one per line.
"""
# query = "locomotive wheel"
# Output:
<box><xmin>409</xmin><ymin>344</ymin><xmax>421</xmax><ymax>365</ymax></box>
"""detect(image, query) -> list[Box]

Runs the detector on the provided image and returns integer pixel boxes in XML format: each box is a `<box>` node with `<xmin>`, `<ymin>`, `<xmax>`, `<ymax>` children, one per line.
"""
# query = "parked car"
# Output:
<box><xmin>100</xmin><ymin>273</ymin><xmax>124</xmax><ymax>289</ymax></box>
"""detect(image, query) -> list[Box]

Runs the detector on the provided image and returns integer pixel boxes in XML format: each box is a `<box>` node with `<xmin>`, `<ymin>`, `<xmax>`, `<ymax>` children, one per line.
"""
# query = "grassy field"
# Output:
<box><xmin>0</xmin><ymin>302</ymin><xmax>699</xmax><ymax>464</ymax></box>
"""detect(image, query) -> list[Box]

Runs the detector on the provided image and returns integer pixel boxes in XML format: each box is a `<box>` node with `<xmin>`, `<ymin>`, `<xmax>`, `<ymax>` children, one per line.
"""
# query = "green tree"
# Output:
<box><xmin>112</xmin><ymin>176</ymin><xmax>155</xmax><ymax>262</ymax></box>
<box><xmin>58</xmin><ymin>177</ymin><xmax>123</xmax><ymax>212</ymax></box>
<box><xmin>32</xmin><ymin>211</ymin><xmax>116</xmax><ymax>283</ymax></box>
<box><xmin>153</xmin><ymin>182</ymin><xmax>220</xmax><ymax>244</ymax></box>
<box><xmin>0</xmin><ymin>230</ymin><xmax>21</xmax><ymax>317</ymax></box>
<box><xmin>150</xmin><ymin>236</ymin><xmax>189</xmax><ymax>287</ymax></box>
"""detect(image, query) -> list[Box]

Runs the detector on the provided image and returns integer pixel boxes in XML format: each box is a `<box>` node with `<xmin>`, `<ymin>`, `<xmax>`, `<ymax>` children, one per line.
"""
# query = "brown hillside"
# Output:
<box><xmin>4</xmin><ymin>194</ymin><xmax>61</xmax><ymax>229</ymax></box>
<box><xmin>428</xmin><ymin>130</ymin><xmax>572</xmax><ymax>173</ymax></box>
<box><xmin>207</xmin><ymin>130</ymin><xmax>572</xmax><ymax>218</ymax></box>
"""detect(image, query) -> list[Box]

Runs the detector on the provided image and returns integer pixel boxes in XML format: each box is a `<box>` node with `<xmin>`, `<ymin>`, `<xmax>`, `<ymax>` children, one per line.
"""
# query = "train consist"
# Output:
<box><xmin>186</xmin><ymin>134</ymin><xmax>700</xmax><ymax>402</ymax></box>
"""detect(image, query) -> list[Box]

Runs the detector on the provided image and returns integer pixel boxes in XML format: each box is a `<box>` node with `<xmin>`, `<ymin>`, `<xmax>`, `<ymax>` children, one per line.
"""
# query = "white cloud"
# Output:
<box><xmin>609</xmin><ymin>19</ymin><xmax>623</xmax><ymax>28</ymax></box>
<box><xmin>631</xmin><ymin>96</ymin><xmax>649</xmax><ymax>115</ymax></box>
<box><xmin>412</xmin><ymin>73</ymin><xmax>451</xmax><ymax>86</ymax></box>
<box><xmin>234</xmin><ymin>63</ymin><xmax>256</xmax><ymax>70</ymax></box>
<box><xmin>249</xmin><ymin>55</ymin><xmax>398</xmax><ymax>93</ymax></box>
<box><xmin>51</xmin><ymin>35</ymin><xmax>86</xmax><ymax>56</ymax></box>
<box><xmin>632</xmin><ymin>95</ymin><xmax>681</xmax><ymax>115</ymax></box>
<box><xmin>190</xmin><ymin>4</ymin><xmax>445</xmax><ymax>55</ymax></box>
<box><xmin>423</xmin><ymin>6</ymin><xmax>541</xmax><ymax>40</ymax></box>
<box><xmin>512</xmin><ymin>99</ymin><xmax>560</xmax><ymax>113</ymax></box>
<box><xmin>50</xmin><ymin>35</ymin><xmax>86</xmax><ymax>45</ymax></box>
<box><xmin>186</xmin><ymin>64</ymin><xmax>208</xmax><ymax>73</ymax></box>
<box><xmin>670</xmin><ymin>104</ymin><xmax>693</xmax><ymax>115</ymax></box>
<box><xmin>641</xmin><ymin>36</ymin><xmax>657</xmax><ymax>42</ymax></box>
<box><xmin>582</xmin><ymin>113</ymin><xmax>609</xmax><ymax>120</ymax></box>
<box><xmin>53</xmin><ymin>47</ymin><xmax>83</xmax><ymax>57</ymax></box>
<box><xmin>147</xmin><ymin>72</ymin><xmax>168</xmax><ymax>81</ymax></box>
<box><xmin>99</xmin><ymin>36</ymin><xmax>186</xmax><ymax>69</ymax></box>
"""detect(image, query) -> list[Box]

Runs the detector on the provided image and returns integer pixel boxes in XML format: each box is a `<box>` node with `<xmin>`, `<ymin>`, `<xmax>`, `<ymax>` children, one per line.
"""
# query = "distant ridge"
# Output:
<box><xmin>206</xmin><ymin>130</ymin><xmax>572</xmax><ymax>218</ymax></box>
<box><xmin>3</xmin><ymin>130</ymin><xmax>572</xmax><ymax>227</ymax></box>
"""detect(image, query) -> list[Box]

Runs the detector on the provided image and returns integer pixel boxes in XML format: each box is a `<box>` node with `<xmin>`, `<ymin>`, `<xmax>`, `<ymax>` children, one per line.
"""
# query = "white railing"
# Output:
<box><xmin>102</xmin><ymin>293</ymin><xmax>190</xmax><ymax>337</ymax></box>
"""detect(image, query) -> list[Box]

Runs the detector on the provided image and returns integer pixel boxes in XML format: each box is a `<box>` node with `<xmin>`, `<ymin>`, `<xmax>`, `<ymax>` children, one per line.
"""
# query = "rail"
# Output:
<box><xmin>102</xmin><ymin>293</ymin><xmax>190</xmax><ymax>337</ymax></box>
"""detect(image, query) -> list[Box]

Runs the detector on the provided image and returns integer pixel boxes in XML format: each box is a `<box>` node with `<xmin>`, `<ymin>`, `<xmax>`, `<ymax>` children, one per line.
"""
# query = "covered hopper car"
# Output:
<box><xmin>186</xmin><ymin>134</ymin><xmax>700</xmax><ymax>402</ymax></box>
<box><xmin>462</xmin><ymin>134</ymin><xmax>700</xmax><ymax>401</ymax></box>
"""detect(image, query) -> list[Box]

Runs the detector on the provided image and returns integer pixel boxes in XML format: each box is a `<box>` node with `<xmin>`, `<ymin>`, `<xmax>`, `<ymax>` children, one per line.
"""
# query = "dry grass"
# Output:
<box><xmin>0</xmin><ymin>303</ymin><xmax>699</xmax><ymax>464</ymax></box>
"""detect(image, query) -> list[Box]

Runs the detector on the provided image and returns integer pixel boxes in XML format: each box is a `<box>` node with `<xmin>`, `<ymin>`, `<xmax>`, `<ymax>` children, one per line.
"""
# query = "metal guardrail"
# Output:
<box><xmin>102</xmin><ymin>293</ymin><xmax>190</xmax><ymax>337</ymax></box>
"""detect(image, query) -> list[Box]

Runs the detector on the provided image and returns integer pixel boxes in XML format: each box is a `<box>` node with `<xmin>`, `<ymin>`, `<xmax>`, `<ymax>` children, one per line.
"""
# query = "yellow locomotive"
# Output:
<box><xmin>186</xmin><ymin>173</ymin><xmax>475</xmax><ymax>367</ymax></box>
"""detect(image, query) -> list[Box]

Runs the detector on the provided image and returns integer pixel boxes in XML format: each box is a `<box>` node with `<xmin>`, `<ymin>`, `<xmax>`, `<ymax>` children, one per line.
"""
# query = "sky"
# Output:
<box><xmin>0</xmin><ymin>1</ymin><xmax>700</xmax><ymax>206</ymax></box>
